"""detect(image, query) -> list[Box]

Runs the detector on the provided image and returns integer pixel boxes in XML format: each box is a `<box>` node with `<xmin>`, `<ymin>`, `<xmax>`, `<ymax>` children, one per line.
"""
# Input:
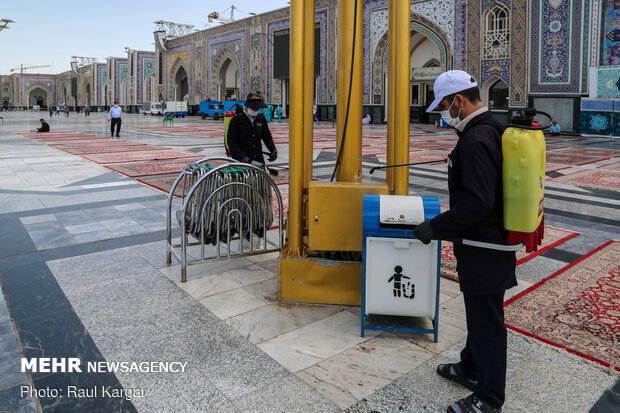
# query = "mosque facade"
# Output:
<box><xmin>1</xmin><ymin>0</ymin><xmax>618</xmax><ymax>136</ymax></box>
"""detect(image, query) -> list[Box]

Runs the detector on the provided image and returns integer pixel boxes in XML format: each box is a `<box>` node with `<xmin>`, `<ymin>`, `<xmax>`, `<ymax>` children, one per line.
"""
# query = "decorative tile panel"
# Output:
<box><xmin>597</xmin><ymin>66</ymin><xmax>620</xmax><ymax>98</ymax></box>
<box><xmin>481</xmin><ymin>60</ymin><xmax>510</xmax><ymax>84</ymax></box>
<box><xmin>581</xmin><ymin>98</ymin><xmax>614</xmax><ymax>111</ymax></box>
<box><xmin>206</xmin><ymin>30</ymin><xmax>245</xmax><ymax>99</ymax></box>
<box><xmin>530</xmin><ymin>0</ymin><xmax>583</xmax><ymax>93</ymax></box>
<box><xmin>510</xmin><ymin>0</ymin><xmax>527</xmax><ymax>105</ymax></box>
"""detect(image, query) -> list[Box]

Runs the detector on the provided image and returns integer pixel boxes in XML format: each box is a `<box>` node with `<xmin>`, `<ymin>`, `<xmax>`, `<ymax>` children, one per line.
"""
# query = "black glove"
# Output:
<box><xmin>268</xmin><ymin>151</ymin><xmax>278</xmax><ymax>162</ymax></box>
<box><xmin>413</xmin><ymin>220</ymin><xmax>434</xmax><ymax>245</ymax></box>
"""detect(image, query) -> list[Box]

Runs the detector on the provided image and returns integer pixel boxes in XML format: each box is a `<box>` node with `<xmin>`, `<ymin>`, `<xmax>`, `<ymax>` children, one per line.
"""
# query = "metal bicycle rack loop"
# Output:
<box><xmin>166</xmin><ymin>157</ymin><xmax>284</xmax><ymax>282</ymax></box>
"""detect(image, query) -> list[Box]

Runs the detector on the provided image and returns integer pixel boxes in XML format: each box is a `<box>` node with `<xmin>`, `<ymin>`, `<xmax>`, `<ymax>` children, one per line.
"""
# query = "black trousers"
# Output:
<box><xmin>110</xmin><ymin>118</ymin><xmax>121</xmax><ymax>136</ymax></box>
<box><xmin>459</xmin><ymin>291</ymin><xmax>507</xmax><ymax>409</ymax></box>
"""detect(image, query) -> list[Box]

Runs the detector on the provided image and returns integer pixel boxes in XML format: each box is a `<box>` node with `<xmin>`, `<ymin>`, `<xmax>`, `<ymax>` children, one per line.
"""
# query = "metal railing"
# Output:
<box><xmin>166</xmin><ymin>157</ymin><xmax>284</xmax><ymax>282</ymax></box>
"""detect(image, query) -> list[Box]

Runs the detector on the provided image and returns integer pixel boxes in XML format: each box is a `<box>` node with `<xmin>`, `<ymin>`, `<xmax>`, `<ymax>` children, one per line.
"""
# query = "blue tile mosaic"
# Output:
<box><xmin>597</xmin><ymin>67</ymin><xmax>620</xmax><ymax>98</ymax></box>
<box><xmin>581</xmin><ymin>99</ymin><xmax>614</xmax><ymax>111</ymax></box>
<box><xmin>580</xmin><ymin>111</ymin><xmax>613</xmax><ymax>135</ymax></box>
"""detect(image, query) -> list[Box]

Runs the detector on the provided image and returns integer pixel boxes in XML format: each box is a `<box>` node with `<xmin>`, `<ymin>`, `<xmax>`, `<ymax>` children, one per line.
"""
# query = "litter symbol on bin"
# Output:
<box><xmin>388</xmin><ymin>266</ymin><xmax>415</xmax><ymax>299</ymax></box>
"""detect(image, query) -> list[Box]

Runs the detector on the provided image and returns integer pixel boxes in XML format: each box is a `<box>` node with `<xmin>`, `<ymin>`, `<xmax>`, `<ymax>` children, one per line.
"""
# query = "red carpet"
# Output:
<box><xmin>62</xmin><ymin>145</ymin><xmax>164</xmax><ymax>155</ymax></box>
<box><xmin>104</xmin><ymin>158</ymin><xmax>202</xmax><ymax>177</ymax></box>
<box><xmin>505</xmin><ymin>240</ymin><xmax>620</xmax><ymax>371</ymax></box>
<box><xmin>547</xmin><ymin>152</ymin><xmax>608</xmax><ymax>166</ymax></box>
<box><xmin>137</xmin><ymin>176</ymin><xmax>186</xmax><ymax>197</ymax></box>
<box><xmin>271</xmin><ymin>185</ymin><xmax>289</xmax><ymax>229</ymax></box>
<box><xmin>82</xmin><ymin>150</ymin><xmax>198</xmax><ymax>164</ymax></box>
<box><xmin>552</xmin><ymin>169</ymin><xmax>620</xmax><ymax>191</ymax></box>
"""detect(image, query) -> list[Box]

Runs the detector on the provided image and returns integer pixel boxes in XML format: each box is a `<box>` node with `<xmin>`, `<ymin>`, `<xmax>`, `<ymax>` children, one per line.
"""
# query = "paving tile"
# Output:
<box><xmin>233</xmin><ymin>375</ymin><xmax>340</xmax><ymax>413</ymax></box>
<box><xmin>226</xmin><ymin>305</ymin><xmax>298</xmax><ymax>344</ymax></box>
<box><xmin>19</xmin><ymin>214</ymin><xmax>57</xmax><ymax>225</ymax></box>
<box><xmin>47</xmin><ymin>247</ymin><xmax>157</xmax><ymax>289</ymax></box>
<box><xmin>507</xmin><ymin>359</ymin><xmax>604</xmax><ymax>412</ymax></box>
<box><xmin>297</xmin><ymin>369</ymin><xmax>359</xmax><ymax>410</ymax></box>
<box><xmin>257</xmin><ymin>310</ymin><xmax>380</xmax><ymax>373</ymax></box>
<box><xmin>200</xmin><ymin>288</ymin><xmax>268</xmax><ymax>320</ymax></box>
<box><xmin>0</xmin><ymin>385</ymin><xmax>37</xmax><ymax>413</ymax></box>
<box><xmin>302</xmin><ymin>333</ymin><xmax>435</xmax><ymax>408</ymax></box>
<box><xmin>65</xmin><ymin>221</ymin><xmax>107</xmax><ymax>234</ymax></box>
<box><xmin>113</xmin><ymin>203</ymin><xmax>146</xmax><ymax>211</ymax></box>
<box><xmin>273</xmin><ymin>302</ymin><xmax>344</xmax><ymax>327</ymax></box>
<box><xmin>159</xmin><ymin>256</ymin><xmax>252</xmax><ymax>283</ymax></box>
<box><xmin>176</xmin><ymin>264</ymin><xmax>273</xmax><ymax>300</ymax></box>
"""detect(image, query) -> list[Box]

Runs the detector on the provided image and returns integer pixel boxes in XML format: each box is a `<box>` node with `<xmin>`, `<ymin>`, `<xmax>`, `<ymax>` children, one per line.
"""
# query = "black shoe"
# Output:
<box><xmin>115</xmin><ymin>134</ymin><xmax>120</xmax><ymax>137</ymax></box>
<box><xmin>447</xmin><ymin>394</ymin><xmax>501</xmax><ymax>413</ymax></box>
<box><xmin>437</xmin><ymin>363</ymin><xmax>478</xmax><ymax>391</ymax></box>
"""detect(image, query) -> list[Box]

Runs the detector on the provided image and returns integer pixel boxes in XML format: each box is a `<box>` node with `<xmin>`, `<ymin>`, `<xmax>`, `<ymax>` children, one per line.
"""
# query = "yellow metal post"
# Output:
<box><xmin>387</xmin><ymin>0</ymin><xmax>396</xmax><ymax>194</ymax></box>
<box><xmin>393</xmin><ymin>0</ymin><xmax>410</xmax><ymax>195</ymax></box>
<box><xmin>335</xmin><ymin>0</ymin><xmax>363</xmax><ymax>183</ymax></box>
<box><xmin>303</xmin><ymin>0</ymin><xmax>315</xmax><ymax>188</ymax></box>
<box><xmin>286</xmin><ymin>0</ymin><xmax>305</xmax><ymax>256</ymax></box>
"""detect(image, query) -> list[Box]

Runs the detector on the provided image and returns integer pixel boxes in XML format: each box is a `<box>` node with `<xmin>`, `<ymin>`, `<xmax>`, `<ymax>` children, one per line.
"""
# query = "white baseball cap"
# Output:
<box><xmin>426</xmin><ymin>70</ymin><xmax>478</xmax><ymax>112</ymax></box>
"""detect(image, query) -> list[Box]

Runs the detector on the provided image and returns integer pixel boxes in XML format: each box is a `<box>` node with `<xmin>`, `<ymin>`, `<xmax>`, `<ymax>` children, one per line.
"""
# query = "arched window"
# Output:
<box><xmin>488</xmin><ymin>79</ymin><xmax>508</xmax><ymax>110</ymax></box>
<box><xmin>483</xmin><ymin>4</ymin><xmax>510</xmax><ymax>60</ymax></box>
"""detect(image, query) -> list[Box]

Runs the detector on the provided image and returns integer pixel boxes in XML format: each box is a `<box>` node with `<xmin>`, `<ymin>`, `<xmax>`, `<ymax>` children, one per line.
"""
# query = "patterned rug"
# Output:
<box><xmin>63</xmin><ymin>146</ymin><xmax>163</xmax><ymax>155</ymax></box>
<box><xmin>82</xmin><ymin>150</ymin><xmax>198</xmax><ymax>164</ymax></box>
<box><xmin>504</xmin><ymin>240</ymin><xmax>620</xmax><ymax>371</ymax></box>
<box><xmin>271</xmin><ymin>186</ymin><xmax>289</xmax><ymax>229</ymax></box>
<box><xmin>440</xmin><ymin>226</ymin><xmax>579</xmax><ymax>282</ymax></box>
<box><xmin>137</xmin><ymin>176</ymin><xmax>185</xmax><ymax>197</ymax></box>
<box><xmin>104</xmin><ymin>158</ymin><xmax>203</xmax><ymax>177</ymax></box>
<box><xmin>546</xmin><ymin>152</ymin><xmax>608</xmax><ymax>166</ymax></box>
<box><xmin>551</xmin><ymin>169</ymin><xmax>620</xmax><ymax>191</ymax></box>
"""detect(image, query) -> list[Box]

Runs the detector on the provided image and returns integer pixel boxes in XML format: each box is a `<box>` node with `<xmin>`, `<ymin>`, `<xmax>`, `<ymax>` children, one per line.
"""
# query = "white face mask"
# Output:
<box><xmin>440</xmin><ymin>97</ymin><xmax>462</xmax><ymax>127</ymax></box>
<box><xmin>247</xmin><ymin>108</ymin><xmax>259</xmax><ymax>117</ymax></box>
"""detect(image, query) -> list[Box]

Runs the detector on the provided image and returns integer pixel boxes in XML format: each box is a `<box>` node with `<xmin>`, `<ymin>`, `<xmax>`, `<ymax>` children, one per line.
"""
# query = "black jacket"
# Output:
<box><xmin>37</xmin><ymin>122</ymin><xmax>50</xmax><ymax>133</ymax></box>
<box><xmin>430</xmin><ymin>110</ymin><xmax>516</xmax><ymax>295</ymax></box>
<box><xmin>227</xmin><ymin>112</ymin><xmax>276</xmax><ymax>164</ymax></box>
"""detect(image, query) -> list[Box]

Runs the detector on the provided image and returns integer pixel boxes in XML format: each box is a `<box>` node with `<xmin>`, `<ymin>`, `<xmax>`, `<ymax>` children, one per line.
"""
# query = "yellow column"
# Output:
<box><xmin>393</xmin><ymin>0</ymin><xmax>410</xmax><ymax>195</ymax></box>
<box><xmin>286</xmin><ymin>0</ymin><xmax>305</xmax><ymax>255</ymax></box>
<box><xmin>303</xmin><ymin>0</ymin><xmax>315</xmax><ymax>188</ymax></box>
<box><xmin>387</xmin><ymin>0</ymin><xmax>396</xmax><ymax>193</ymax></box>
<box><xmin>335</xmin><ymin>0</ymin><xmax>363</xmax><ymax>183</ymax></box>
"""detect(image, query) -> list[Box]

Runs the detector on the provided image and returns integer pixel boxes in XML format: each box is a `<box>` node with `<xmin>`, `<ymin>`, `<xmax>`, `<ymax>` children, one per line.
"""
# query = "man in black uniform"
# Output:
<box><xmin>413</xmin><ymin>70</ymin><xmax>516</xmax><ymax>413</ymax></box>
<box><xmin>36</xmin><ymin>119</ymin><xmax>50</xmax><ymax>133</ymax></box>
<box><xmin>226</xmin><ymin>93</ymin><xmax>277</xmax><ymax>166</ymax></box>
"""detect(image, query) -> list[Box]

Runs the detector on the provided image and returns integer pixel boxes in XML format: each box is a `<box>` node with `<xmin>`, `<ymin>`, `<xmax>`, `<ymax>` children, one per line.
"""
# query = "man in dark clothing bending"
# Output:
<box><xmin>36</xmin><ymin>119</ymin><xmax>50</xmax><ymax>133</ymax></box>
<box><xmin>414</xmin><ymin>70</ymin><xmax>516</xmax><ymax>413</ymax></box>
<box><xmin>226</xmin><ymin>93</ymin><xmax>277</xmax><ymax>166</ymax></box>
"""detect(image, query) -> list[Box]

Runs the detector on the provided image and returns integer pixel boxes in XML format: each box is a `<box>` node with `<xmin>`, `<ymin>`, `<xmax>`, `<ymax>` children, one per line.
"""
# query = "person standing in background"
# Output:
<box><xmin>108</xmin><ymin>101</ymin><xmax>122</xmax><ymax>137</ymax></box>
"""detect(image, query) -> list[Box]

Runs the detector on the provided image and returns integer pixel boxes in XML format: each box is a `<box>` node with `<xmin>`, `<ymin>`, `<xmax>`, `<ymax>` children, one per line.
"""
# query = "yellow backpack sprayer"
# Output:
<box><xmin>502</xmin><ymin>108</ymin><xmax>550</xmax><ymax>252</ymax></box>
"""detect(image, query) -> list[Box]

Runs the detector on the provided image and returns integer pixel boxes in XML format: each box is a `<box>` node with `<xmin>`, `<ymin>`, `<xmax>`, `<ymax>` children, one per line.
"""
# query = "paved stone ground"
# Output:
<box><xmin>0</xmin><ymin>111</ymin><xmax>618</xmax><ymax>412</ymax></box>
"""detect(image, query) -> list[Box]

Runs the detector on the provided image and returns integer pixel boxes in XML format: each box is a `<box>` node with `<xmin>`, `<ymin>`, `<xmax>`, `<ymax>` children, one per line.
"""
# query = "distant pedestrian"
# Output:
<box><xmin>313</xmin><ymin>104</ymin><xmax>319</xmax><ymax>124</ymax></box>
<box><xmin>55</xmin><ymin>106</ymin><xmax>60</xmax><ymax>115</ymax></box>
<box><xmin>84</xmin><ymin>105</ymin><xmax>90</xmax><ymax>117</ymax></box>
<box><xmin>108</xmin><ymin>101</ymin><xmax>122</xmax><ymax>137</ymax></box>
<box><xmin>277</xmin><ymin>105</ymin><xmax>282</xmax><ymax>122</ymax></box>
<box><xmin>49</xmin><ymin>108</ymin><xmax>53</xmax><ymax>118</ymax></box>
<box><xmin>264</xmin><ymin>105</ymin><xmax>273</xmax><ymax>122</ymax></box>
<box><xmin>362</xmin><ymin>114</ymin><xmax>371</xmax><ymax>125</ymax></box>
<box><xmin>65</xmin><ymin>106</ymin><xmax>70</xmax><ymax>117</ymax></box>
